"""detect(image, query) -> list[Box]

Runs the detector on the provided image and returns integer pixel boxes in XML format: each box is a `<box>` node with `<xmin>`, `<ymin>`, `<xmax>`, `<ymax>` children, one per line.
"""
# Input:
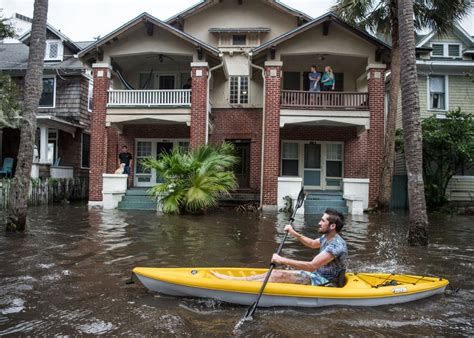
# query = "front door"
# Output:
<box><xmin>232</xmin><ymin>141</ymin><xmax>250</xmax><ymax>189</ymax></box>
<box><xmin>303</xmin><ymin>142</ymin><xmax>322</xmax><ymax>189</ymax></box>
<box><xmin>155</xmin><ymin>142</ymin><xmax>173</xmax><ymax>183</ymax></box>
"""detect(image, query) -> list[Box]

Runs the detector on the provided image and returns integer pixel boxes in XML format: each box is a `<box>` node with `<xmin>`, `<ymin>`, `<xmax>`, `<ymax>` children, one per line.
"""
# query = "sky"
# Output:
<box><xmin>1</xmin><ymin>0</ymin><xmax>473</xmax><ymax>42</ymax></box>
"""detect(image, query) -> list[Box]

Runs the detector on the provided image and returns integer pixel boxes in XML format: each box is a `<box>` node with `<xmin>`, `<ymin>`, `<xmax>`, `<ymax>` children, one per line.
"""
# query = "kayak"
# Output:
<box><xmin>132</xmin><ymin>267</ymin><xmax>449</xmax><ymax>307</ymax></box>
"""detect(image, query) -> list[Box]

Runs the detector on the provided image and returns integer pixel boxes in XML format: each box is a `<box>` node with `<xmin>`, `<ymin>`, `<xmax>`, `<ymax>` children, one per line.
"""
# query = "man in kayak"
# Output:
<box><xmin>212</xmin><ymin>208</ymin><xmax>347</xmax><ymax>286</ymax></box>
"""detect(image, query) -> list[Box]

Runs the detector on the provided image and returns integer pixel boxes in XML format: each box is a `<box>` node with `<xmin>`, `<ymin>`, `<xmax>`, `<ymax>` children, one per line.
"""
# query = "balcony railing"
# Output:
<box><xmin>108</xmin><ymin>89</ymin><xmax>191</xmax><ymax>107</ymax></box>
<box><xmin>281</xmin><ymin>91</ymin><xmax>369</xmax><ymax>110</ymax></box>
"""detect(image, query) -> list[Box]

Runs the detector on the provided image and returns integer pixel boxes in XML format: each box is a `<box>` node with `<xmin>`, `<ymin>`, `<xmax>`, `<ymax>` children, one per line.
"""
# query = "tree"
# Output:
<box><xmin>422</xmin><ymin>109</ymin><xmax>474</xmax><ymax>210</ymax></box>
<box><xmin>332</xmin><ymin>0</ymin><xmax>470</xmax><ymax>211</ymax></box>
<box><xmin>398</xmin><ymin>0</ymin><xmax>428</xmax><ymax>246</ymax></box>
<box><xmin>143</xmin><ymin>143</ymin><xmax>238</xmax><ymax>214</ymax></box>
<box><xmin>6</xmin><ymin>0</ymin><xmax>48</xmax><ymax>232</ymax></box>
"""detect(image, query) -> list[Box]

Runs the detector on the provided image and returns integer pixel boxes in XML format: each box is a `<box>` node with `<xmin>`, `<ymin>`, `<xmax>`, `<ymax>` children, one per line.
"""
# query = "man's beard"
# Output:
<box><xmin>318</xmin><ymin>227</ymin><xmax>330</xmax><ymax>235</ymax></box>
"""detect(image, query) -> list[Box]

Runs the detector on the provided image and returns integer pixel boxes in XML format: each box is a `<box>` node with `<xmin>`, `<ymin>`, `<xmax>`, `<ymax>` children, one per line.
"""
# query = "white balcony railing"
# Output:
<box><xmin>108</xmin><ymin>89</ymin><xmax>191</xmax><ymax>107</ymax></box>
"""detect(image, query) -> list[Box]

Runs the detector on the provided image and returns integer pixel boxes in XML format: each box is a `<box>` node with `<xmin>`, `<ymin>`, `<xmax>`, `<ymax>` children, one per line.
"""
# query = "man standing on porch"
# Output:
<box><xmin>118</xmin><ymin>145</ymin><xmax>133</xmax><ymax>176</ymax></box>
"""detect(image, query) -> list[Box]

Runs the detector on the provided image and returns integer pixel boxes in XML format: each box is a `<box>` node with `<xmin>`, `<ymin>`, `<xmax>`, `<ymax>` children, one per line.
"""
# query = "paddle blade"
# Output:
<box><xmin>244</xmin><ymin>302</ymin><xmax>257</xmax><ymax>319</ymax></box>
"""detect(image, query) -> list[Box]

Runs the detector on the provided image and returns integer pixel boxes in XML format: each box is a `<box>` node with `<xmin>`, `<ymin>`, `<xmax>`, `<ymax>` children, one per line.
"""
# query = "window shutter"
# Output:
<box><xmin>432</xmin><ymin>44</ymin><xmax>444</xmax><ymax>56</ymax></box>
<box><xmin>448</xmin><ymin>44</ymin><xmax>460</xmax><ymax>57</ymax></box>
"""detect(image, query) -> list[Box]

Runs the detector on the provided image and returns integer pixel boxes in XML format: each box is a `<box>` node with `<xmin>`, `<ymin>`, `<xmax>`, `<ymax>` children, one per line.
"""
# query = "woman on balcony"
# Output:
<box><xmin>321</xmin><ymin>66</ymin><xmax>335</xmax><ymax>91</ymax></box>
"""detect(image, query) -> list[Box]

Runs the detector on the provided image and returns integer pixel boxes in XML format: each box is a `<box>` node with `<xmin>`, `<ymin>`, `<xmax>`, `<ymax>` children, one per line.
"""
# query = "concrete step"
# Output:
<box><xmin>305</xmin><ymin>205</ymin><xmax>348</xmax><ymax>215</ymax></box>
<box><xmin>118</xmin><ymin>200</ymin><xmax>156</xmax><ymax>211</ymax></box>
<box><xmin>121</xmin><ymin>195</ymin><xmax>155</xmax><ymax>203</ymax></box>
<box><xmin>306</xmin><ymin>191</ymin><xmax>344</xmax><ymax>200</ymax></box>
<box><xmin>125</xmin><ymin>188</ymin><xmax>150</xmax><ymax>196</ymax></box>
<box><xmin>304</xmin><ymin>199</ymin><xmax>347</xmax><ymax>208</ymax></box>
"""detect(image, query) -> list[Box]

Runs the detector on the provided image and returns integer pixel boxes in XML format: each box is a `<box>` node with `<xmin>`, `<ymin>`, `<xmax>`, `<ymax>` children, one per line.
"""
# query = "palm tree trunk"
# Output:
<box><xmin>398</xmin><ymin>0</ymin><xmax>429</xmax><ymax>246</ymax></box>
<box><xmin>6</xmin><ymin>0</ymin><xmax>48</xmax><ymax>232</ymax></box>
<box><xmin>377</xmin><ymin>1</ymin><xmax>400</xmax><ymax>211</ymax></box>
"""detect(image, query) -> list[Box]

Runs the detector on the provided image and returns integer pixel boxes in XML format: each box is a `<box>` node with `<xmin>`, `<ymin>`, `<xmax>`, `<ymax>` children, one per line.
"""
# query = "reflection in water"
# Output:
<box><xmin>0</xmin><ymin>204</ymin><xmax>473</xmax><ymax>335</ymax></box>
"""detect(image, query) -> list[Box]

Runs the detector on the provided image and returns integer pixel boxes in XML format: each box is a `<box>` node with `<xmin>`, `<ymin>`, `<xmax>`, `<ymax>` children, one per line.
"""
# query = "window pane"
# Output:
<box><xmin>429</xmin><ymin>76</ymin><xmax>444</xmax><ymax>92</ymax></box>
<box><xmin>326</xmin><ymin>161</ymin><xmax>342</xmax><ymax>177</ymax></box>
<box><xmin>240</xmin><ymin>77</ymin><xmax>249</xmax><ymax>104</ymax></box>
<box><xmin>39</xmin><ymin>78</ymin><xmax>55</xmax><ymax>107</ymax></box>
<box><xmin>282</xmin><ymin>143</ymin><xmax>298</xmax><ymax>159</ymax></box>
<box><xmin>230</xmin><ymin>76</ymin><xmax>239</xmax><ymax>104</ymax></box>
<box><xmin>179</xmin><ymin>141</ymin><xmax>189</xmax><ymax>152</ymax></box>
<box><xmin>282</xmin><ymin>160</ymin><xmax>298</xmax><ymax>176</ymax></box>
<box><xmin>82</xmin><ymin>133</ymin><xmax>90</xmax><ymax>168</ymax></box>
<box><xmin>432</xmin><ymin>44</ymin><xmax>444</xmax><ymax>56</ymax></box>
<box><xmin>48</xmin><ymin>42</ymin><xmax>58</xmax><ymax>58</ymax></box>
<box><xmin>88</xmin><ymin>81</ymin><xmax>93</xmax><ymax>111</ymax></box>
<box><xmin>304</xmin><ymin>144</ymin><xmax>321</xmax><ymax>168</ymax></box>
<box><xmin>136</xmin><ymin>141</ymin><xmax>152</xmax><ymax>174</ymax></box>
<box><xmin>430</xmin><ymin>93</ymin><xmax>445</xmax><ymax>109</ymax></box>
<box><xmin>448</xmin><ymin>44</ymin><xmax>460</xmax><ymax>57</ymax></box>
<box><xmin>326</xmin><ymin>144</ymin><xmax>342</xmax><ymax>160</ymax></box>
<box><xmin>159</xmin><ymin>76</ymin><xmax>175</xmax><ymax>89</ymax></box>
<box><xmin>232</xmin><ymin>35</ymin><xmax>246</xmax><ymax>45</ymax></box>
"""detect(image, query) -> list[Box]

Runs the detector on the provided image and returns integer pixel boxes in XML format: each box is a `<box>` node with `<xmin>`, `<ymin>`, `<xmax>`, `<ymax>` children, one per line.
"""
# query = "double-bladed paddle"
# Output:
<box><xmin>242</xmin><ymin>187</ymin><xmax>307</xmax><ymax>320</ymax></box>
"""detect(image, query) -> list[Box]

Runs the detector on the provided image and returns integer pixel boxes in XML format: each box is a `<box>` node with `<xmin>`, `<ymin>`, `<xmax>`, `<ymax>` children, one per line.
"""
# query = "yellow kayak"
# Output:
<box><xmin>133</xmin><ymin>267</ymin><xmax>449</xmax><ymax>307</ymax></box>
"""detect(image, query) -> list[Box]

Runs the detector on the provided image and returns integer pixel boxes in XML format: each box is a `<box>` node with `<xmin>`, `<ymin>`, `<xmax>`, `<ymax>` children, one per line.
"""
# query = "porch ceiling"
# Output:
<box><xmin>281</xmin><ymin>54</ymin><xmax>367</xmax><ymax>73</ymax></box>
<box><xmin>280</xmin><ymin>109</ymin><xmax>370</xmax><ymax>135</ymax></box>
<box><xmin>112</xmin><ymin>53</ymin><xmax>193</xmax><ymax>72</ymax></box>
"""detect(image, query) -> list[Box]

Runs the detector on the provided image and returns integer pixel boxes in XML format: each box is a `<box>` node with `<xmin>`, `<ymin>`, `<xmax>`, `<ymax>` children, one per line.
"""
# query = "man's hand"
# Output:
<box><xmin>272</xmin><ymin>253</ymin><xmax>284</xmax><ymax>265</ymax></box>
<box><xmin>284</xmin><ymin>224</ymin><xmax>299</xmax><ymax>238</ymax></box>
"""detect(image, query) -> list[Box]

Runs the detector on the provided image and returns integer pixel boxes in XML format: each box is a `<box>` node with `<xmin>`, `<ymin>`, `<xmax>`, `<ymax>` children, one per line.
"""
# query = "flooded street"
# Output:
<box><xmin>0</xmin><ymin>204</ymin><xmax>473</xmax><ymax>336</ymax></box>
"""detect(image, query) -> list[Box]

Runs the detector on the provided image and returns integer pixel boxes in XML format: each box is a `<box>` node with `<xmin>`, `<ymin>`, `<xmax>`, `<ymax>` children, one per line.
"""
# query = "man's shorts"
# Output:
<box><xmin>298</xmin><ymin>270</ymin><xmax>330</xmax><ymax>286</ymax></box>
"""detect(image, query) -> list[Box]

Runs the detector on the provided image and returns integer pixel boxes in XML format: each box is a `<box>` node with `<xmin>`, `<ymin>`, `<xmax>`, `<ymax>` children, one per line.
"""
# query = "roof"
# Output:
<box><xmin>19</xmin><ymin>23</ymin><xmax>82</xmax><ymax>53</ymax></box>
<box><xmin>78</xmin><ymin>12</ymin><xmax>220</xmax><ymax>58</ymax></box>
<box><xmin>416</xmin><ymin>23</ymin><xmax>474</xmax><ymax>48</ymax></box>
<box><xmin>209</xmin><ymin>27</ymin><xmax>271</xmax><ymax>33</ymax></box>
<box><xmin>252</xmin><ymin>12</ymin><xmax>391</xmax><ymax>55</ymax></box>
<box><xmin>166</xmin><ymin>0</ymin><xmax>312</xmax><ymax>25</ymax></box>
<box><xmin>0</xmin><ymin>43</ymin><xmax>86</xmax><ymax>72</ymax></box>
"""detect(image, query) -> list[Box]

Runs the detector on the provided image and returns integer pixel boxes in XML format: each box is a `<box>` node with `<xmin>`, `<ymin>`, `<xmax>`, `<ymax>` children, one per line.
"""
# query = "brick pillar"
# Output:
<box><xmin>367</xmin><ymin>64</ymin><xmax>386</xmax><ymax>207</ymax></box>
<box><xmin>262</xmin><ymin>61</ymin><xmax>283</xmax><ymax>208</ymax></box>
<box><xmin>190</xmin><ymin>62</ymin><xmax>208</xmax><ymax>149</ymax></box>
<box><xmin>88</xmin><ymin>64</ymin><xmax>111</xmax><ymax>203</ymax></box>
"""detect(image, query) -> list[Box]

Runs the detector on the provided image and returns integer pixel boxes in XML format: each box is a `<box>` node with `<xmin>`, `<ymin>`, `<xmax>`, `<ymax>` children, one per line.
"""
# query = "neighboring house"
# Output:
<box><xmin>392</xmin><ymin>24</ymin><xmax>474</xmax><ymax>207</ymax></box>
<box><xmin>0</xmin><ymin>16</ymin><xmax>93</xmax><ymax>182</ymax></box>
<box><xmin>79</xmin><ymin>0</ymin><xmax>391</xmax><ymax>212</ymax></box>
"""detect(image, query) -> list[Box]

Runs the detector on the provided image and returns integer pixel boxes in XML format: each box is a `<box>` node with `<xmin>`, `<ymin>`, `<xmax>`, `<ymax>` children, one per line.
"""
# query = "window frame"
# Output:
<box><xmin>39</xmin><ymin>76</ymin><xmax>56</xmax><ymax>108</ymax></box>
<box><xmin>44</xmin><ymin>40</ymin><xmax>64</xmax><ymax>61</ymax></box>
<box><xmin>427</xmin><ymin>74</ymin><xmax>449</xmax><ymax>112</ymax></box>
<box><xmin>87</xmin><ymin>80</ymin><xmax>93</xmax><ymax>112</ymax></box>
<box><xmin>229</xmin><ymin>76</ymin><xmax>249</xmax><ymax>105</ymax></box>
<box><xmin>281</xmin><ymin>142</ymin><xmax>300</xmax><ymax>177</ymax></box>
<box><xmin>232</xmin><ymin>34</ymin><xmax>247</xmax><ymax>46</ymax></box>
<box><xmin>430</xmin><ymin>42</ymin><xmax>462</xmax><ymax>58</ymax></box>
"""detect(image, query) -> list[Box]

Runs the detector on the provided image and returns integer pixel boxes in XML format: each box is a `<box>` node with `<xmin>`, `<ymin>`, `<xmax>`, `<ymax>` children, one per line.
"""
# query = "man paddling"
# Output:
<box><xmin>212</xmin><ymin>208</ymin><xmax>347</xmax><ymax>286</ymax></box>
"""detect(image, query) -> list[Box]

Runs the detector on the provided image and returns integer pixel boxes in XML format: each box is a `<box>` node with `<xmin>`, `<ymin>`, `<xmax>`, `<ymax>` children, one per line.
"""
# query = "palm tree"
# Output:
<box><xmin>143</xmin><ymin>143</ymin><xmax>238</xmax><ymax>214</ymax></box>
<box><xmin>6</xmin><ymin>0</ymin><xmax>49</xmax><ymax>232</ymax></box>
<box><xmin>332</xmin><ymin>0</ymin><xmax>470</xmax><ymax>211</ymax></box>
<box><xmin>398</xmin><ymin>0</ymin><xmax>428</xmax><ymax>246</ymax></box>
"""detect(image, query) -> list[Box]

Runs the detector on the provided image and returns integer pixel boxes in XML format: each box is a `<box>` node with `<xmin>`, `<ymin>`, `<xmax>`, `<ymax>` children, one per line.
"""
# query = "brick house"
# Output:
<box><xmin>0</xmin><ymin>16</ymin><xmax>93</xmax><ymax>183</ymax></box>
<box><xmin>79</xmin><ymin>1</ymin><xmax>391</xmax><ymax>212</ymax></box>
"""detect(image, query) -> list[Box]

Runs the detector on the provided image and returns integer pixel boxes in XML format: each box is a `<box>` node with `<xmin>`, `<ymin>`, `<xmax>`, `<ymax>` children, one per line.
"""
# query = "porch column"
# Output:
<box><xmin>39</xmin><ymin>126</ymin><xmax>49</xmax><ymax>163</ymax></box>
<box><xmin>190</xmin><ymin>62</ymin><xmax>209</xmax><ymax>149</ymax></box>
<box><xmin>89</xmin><ymin>63</ymin><xmax>112</xmax><ymax>204</ymax></box>
<box><xmin>262</xmin><ymin>61</ymin><xmax>283</xmax><ymax>209</ymax></box>
<box><xmin>367</xmin><ymin>64</ymin><xmax>386</xmax><ymax>207</ymax></box>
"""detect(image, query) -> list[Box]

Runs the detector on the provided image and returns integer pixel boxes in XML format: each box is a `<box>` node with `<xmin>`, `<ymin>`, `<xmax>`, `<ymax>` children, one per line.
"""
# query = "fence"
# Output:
<box><xmin>0</xmin><ymin>177</ymin><xmax>89</xmax><ymax>209</ymax></box>
<box><xmin>108</xmin><ymin>89</ymin><xmax>192</xmax><ymax>107</ymax></box>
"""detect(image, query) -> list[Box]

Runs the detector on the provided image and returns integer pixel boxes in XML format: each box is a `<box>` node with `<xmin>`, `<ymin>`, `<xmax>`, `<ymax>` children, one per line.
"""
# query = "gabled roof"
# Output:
<box><xmin>252</xmin><ymin>12</ymin><xmax>391</xmax><ymax>55</ymax></box>
<box><xmin>78</xmin><ymin>12</ymin><xmax>220</xmax><ymax>58</ymax></box>
<box><xmin>416</xmin><ymin>23</ymin><xmax>474</xmax><ymax>48</ymax></box>
<box><xmin>0</xmin><ymin>43</ymin><xmax>85</xmax><ymax>71</ymax></box>
<box><xmin>19</xmin><ymin>22</ymin><xmax>82</xmax><ymax>53</ymax></box>
<box><xmin>166</xmin><ymin>0</ymin><xmax>312</xmax><ymax>25</ymax></box>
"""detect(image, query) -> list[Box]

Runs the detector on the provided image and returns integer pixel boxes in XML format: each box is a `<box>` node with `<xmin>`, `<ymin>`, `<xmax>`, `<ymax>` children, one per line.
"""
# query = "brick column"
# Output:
<box><xmin>367</xmin><ymin>64</ymin><xmax>386</xmax><ymax>207</ymax></box>
<box><xmin>190</xmin><ymin>62</ymin><xmax>208</xmax><ymax>149</ymax></box>
<box><xmin>88</xmin><ymin>64</ymin><xmax>111</xmax><ymax>203</ymax></box>
<box><xmin>262</xmin><ymin>61</ymin><xmax>282</xmax><ymax>208</ymax></box>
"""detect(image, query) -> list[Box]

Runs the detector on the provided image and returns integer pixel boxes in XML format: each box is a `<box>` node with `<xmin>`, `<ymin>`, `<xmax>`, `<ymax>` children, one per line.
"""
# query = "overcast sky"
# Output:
<box><xmin>1</xmin><ymin>0</ymin><xmax>473</xmax><ymax>42</ymax></box>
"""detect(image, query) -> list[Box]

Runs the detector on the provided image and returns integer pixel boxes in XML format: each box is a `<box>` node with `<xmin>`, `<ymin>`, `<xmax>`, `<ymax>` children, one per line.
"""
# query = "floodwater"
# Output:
<box><xmin>0</xmin><ymin>204</ymin><xmax>473</xmax><ymax>336</ymax></box>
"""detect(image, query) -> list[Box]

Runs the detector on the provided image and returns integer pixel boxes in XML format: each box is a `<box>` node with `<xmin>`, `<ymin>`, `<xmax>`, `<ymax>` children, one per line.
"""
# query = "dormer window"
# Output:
<box><xmin>232</xmin><ymin>34</ymin><xmax>247</xmax><ymax>46</ymax></box>
<box><xmin>431</xmin><ymin>43</ymin><xmax>461</xmax><ymax>58</ymax></box>
<box><xmin>45</xmin><ymin>40</ymin><xmax>63</xmax><ymax>61</ymax></box>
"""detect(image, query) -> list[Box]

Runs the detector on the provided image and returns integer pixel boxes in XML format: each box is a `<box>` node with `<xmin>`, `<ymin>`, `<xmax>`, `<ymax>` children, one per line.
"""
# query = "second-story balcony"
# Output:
<box><xmin>281</xmin><ymin>91</ymin><xmax>368</xmax><ymax>110</ymax></box>
<box><xmin>107</xmin><ymin>89</ymin><xmax>191</xmax><ymax>107</ymax></box>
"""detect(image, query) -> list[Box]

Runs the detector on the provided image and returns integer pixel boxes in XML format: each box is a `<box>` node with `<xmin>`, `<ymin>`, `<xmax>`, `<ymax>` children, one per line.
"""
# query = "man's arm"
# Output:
<box><xmin>272</xmin><ymin>251</ymin><xmax>334</xmax><ymax>272</ymax></box>
<box><xmin>285</xmin><ymin>225</ymin><xmax>320</xmax><ymax>249</ymax></box>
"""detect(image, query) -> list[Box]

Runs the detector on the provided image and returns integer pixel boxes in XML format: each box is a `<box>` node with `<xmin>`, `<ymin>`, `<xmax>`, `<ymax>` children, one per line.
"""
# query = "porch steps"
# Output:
<box><xmin>118</xmin><ymin>188</ymin><xmax>156</xmax><ymax>211</ymax></box>
<box><xmin>304</xmin><ymin>191</ymin><xmax>348</xmax><ymax>215</ymax></box>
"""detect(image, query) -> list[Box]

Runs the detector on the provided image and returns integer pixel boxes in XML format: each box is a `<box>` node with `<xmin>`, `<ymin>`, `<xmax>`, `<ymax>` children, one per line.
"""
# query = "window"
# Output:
<box><xmin>230</xmin><ymin>76</ymin><xmax>249</xmax><ymax>104</ymax></box>
<box><xmin>158</xmin><ymin>75</ymin><xmax>175</xmax><ymax>89</ymax></box>
<box><xmin>81</xmin><ymin>133</ymin><xmax>90</xmax><ymax>168</ymax></box>
<box><xmin>47</xmin><ymin>129</ymin><xmax>58</xmax><ymax>164</ymax></box>
<box><xmin>326</xmin><ymin>144</ymin><xmax>342</xmax><ymax>177</ymax></box>
<box><xmin>87</xmin><ymin>80</ymin><xmax>93</xmax><ymax>112</ymax></box>
<box><xmin>429</xmin><ymin>75</ymin><xmax>446</xmax><ymax>110</ymax></box>
<box><xmin>45</xmin><ymin>40</ymin><xmax>63</xmax><ymax>61</ymax></box>
<box><xmin>39</xmin><ymin>77</ymin><xmax>56</xmax><ymax>108</ymax></box>
<box><xmin>431</xmin><ymin>43</ymin><xmax>461</xmax><ymax>58</ymax></box>
<box><xmin>281</xmin><ymin>142</ymin><xmax>299</xmax><ymax>176</ymax></box>
<box><xmin>232</xmin><ymin>34</ymin><xmax>247</xmax><ymax>46</ymax></box>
